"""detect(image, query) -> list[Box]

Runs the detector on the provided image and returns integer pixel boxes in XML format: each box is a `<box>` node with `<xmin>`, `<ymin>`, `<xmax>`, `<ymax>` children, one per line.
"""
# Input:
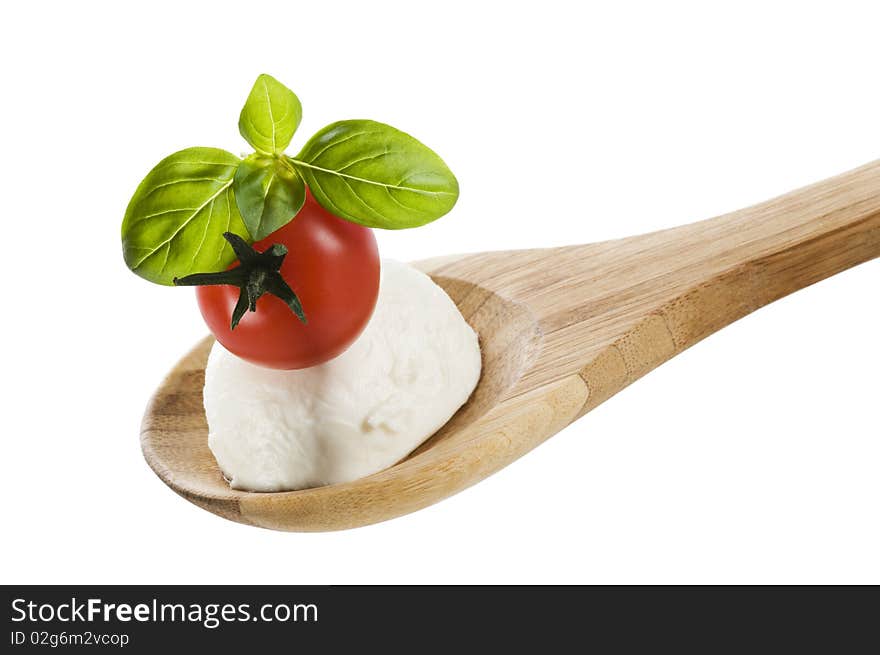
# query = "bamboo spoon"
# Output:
<box><xmin>141</xmin><ymin>161</ymin><xmax>880</xmax><ymax>531</ymax></box>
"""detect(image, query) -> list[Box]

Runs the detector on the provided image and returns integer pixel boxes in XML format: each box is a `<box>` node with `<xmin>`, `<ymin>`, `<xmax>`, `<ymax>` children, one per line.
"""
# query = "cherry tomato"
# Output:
<box><xmin>196</xmin><ymin>191</ymin><xmax>380</xmax><ymax>369</ymax></box>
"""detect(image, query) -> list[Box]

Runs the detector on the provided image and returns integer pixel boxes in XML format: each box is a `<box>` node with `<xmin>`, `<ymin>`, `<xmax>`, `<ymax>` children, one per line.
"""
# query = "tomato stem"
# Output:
<box><xmin>173</xmin><ymin>232</ymin><xmax>306</xmax><ymax>330</ymax></box>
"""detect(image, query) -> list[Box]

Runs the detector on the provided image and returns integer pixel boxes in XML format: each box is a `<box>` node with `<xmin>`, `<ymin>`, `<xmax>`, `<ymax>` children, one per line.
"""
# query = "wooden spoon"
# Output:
<box><xmin>142</xmin><ymin>161</ymin><xmax>880</xmax><ymax>531</ymax></box>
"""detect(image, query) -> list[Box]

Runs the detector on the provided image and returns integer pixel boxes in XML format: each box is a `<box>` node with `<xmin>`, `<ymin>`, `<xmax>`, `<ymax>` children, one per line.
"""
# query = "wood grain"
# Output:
<box><xmin>141</xmin><ymin>160</ymin><xmax>880</xmax><ymax>531</ymax></box>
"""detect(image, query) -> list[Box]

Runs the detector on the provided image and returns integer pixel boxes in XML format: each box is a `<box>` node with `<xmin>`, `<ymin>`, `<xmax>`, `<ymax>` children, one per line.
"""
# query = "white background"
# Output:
<box><xmin>2</xmin><ymin>1</ymin><xmax>879</xmax><ymax>584</ymax></box>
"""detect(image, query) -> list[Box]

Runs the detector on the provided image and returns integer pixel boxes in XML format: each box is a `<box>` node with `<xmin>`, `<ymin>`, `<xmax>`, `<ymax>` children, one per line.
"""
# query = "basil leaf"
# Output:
<box><xmin>233</xmin><ymin>154</ymin><xmax>306</xmax><ymax>240</ymax></box>
<box><xmin>291</xmin><ymin>120</ymin><xmax>459</xmax><ymax>229</ymax></box>
<box><xmin>238</xmin><ymin>74</ymin><xmax>302</xmax><ymax>155</ymax></box>
<box><xmin>121</xmin><ymin>147</ymin><xmax>248</xmax><ymax>286</ymax></box>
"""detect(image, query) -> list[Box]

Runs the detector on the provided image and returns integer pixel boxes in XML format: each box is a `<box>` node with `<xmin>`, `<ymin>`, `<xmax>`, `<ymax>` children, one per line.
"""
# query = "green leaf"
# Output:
<box><xmin>291</xmin><ymin>120</ymin><xmax>459</xmax><ymax>229</ymax></box>
<box><xmin>233</xmin><ymin>154</ymin><xmax>306</xmax><ymax>240</ymax></box>
<box><xmin>121</xmin><ymin>147</ymin><xmax>248</xmax><ymax>286</ymax></box>
<box><xmin>238</xmin><ymin>74</ymin><xmax>302</xmax><ymax>155</ymax></box>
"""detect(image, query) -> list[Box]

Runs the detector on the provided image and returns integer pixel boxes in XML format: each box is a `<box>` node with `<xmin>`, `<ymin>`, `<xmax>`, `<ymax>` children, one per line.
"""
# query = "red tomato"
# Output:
<box><xmin>196</xmin><ymin>191</ymin><xmax>380</xmax><ymax>369</ymax></box>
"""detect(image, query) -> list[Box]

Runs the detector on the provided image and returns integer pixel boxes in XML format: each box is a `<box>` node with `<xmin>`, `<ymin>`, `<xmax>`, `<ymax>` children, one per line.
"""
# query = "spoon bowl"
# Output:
<box><xmin>141</xmin><ymin>278</ymin><xmax>543</xmax><ymax>530</ymax></box>
<box><xmin>142</xmin><ymin>160</ymin><xmax>880</xmax><ymax>530</ymax></box>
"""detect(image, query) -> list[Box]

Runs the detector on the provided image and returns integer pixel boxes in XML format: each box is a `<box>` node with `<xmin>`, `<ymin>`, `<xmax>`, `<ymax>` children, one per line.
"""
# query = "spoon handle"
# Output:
<box><xmin>668</xmin><ymin>158</ymin><xmax>880</xmax><ymax>315</ymax></box>
<box><xmin>427</xmin><ymin>160</ymin><xmax>880</xmax><ymax>408</ymax></box>
<box><xmin>578</xmin><ymin>159</ymin><xmax>880</xmax><ymax>410</ymax></box>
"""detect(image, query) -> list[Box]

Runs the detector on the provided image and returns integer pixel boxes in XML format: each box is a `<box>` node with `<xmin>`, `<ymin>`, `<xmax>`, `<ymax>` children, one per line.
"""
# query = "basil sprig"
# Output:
<box><xmin>122</xmin><ymin>74</ymin><xmax>459</xmax><ymax>285</ymax></box>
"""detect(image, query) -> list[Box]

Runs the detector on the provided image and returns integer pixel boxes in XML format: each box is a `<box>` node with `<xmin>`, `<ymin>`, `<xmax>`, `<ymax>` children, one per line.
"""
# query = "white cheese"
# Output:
<box><xmin>203</xmin><ymin>259</ymin><xmax>482</xmax><ymax>491</ymax></box>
